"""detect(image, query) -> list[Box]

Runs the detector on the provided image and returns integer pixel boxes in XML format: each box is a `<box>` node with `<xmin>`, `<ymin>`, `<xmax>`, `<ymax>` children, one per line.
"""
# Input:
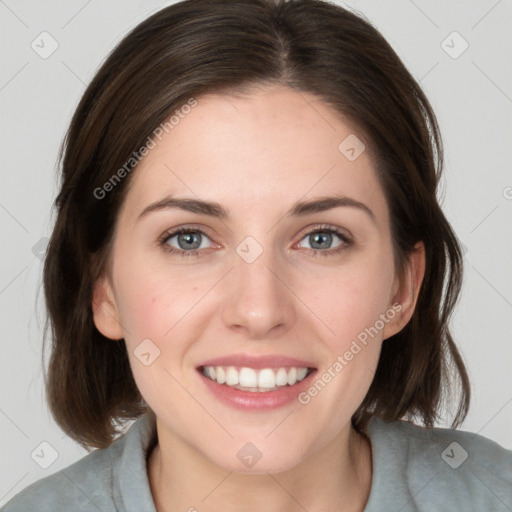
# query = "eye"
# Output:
<box><xmin>159</xmin><ymin>227</ymin><xmax>213</xmax><ymax>257</ymax></box>
<box><xmin>158</xmin><ymin>224</ymin><xmax>352</xmax><ymax>258</ymax></box>
<box><xmin>296</xmin><ymin>225</ymin><xmax>352</xmax><ymax>256</ymax></box>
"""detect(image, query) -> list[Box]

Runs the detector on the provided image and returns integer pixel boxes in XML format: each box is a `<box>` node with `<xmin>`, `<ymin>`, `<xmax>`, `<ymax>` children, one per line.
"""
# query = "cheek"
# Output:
<box><xmin>112</xmin><ymin>265</ymin><xmax>204</xmax><ymax>406</ymax></box>
<box><xmin>303</xmin><ymin>252</ymin><xmax>395</xmax><ymax>350</ymax></box>
<box><xmin>115</xmin><ymin>277</ymin><xmax>168</xmax><ymax>341</ymax></box>
<box><xmin>294</xmin><ymin>256</ymin><xmax>394</xmax><ymax>430</ymax></box>
<box><xmin>111</xmin><ymin>240</ymin><xmax>208</xmax><ymax>338</ymax></box>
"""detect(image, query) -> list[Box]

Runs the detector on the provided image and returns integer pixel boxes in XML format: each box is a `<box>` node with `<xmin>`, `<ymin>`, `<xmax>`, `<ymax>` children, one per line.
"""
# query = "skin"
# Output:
<box><xmin>92</xmin><ymin>84</ymin><xmax>425</xmax><ymax>512</ymax></box>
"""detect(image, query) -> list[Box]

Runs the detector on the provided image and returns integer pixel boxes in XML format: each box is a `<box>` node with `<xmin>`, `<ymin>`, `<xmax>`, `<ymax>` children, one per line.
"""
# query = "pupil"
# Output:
<box><xmin>311</xmin><ymin>232</ymin><xmax>331</xmax><ymax>249</ymax></box>
<box><xmin>179</xmin><ymin>232</ymin><xmax>201</xmax><ymax>250</ymax></box>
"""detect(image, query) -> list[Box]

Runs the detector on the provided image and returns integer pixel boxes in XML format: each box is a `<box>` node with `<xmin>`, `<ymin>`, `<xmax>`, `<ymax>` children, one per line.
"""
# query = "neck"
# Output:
<box><xmin>147</xmin><ymin>420</ymin><xmax>373</xmax><ymax>512</ymax></box>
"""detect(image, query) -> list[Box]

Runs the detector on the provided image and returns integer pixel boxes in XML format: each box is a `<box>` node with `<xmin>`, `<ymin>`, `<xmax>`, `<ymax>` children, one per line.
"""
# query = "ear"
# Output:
<box><xmin>92</xmin><ymin>272</ymin><xmax>124</xmax><ymax>340</ymax></box>
<box><xmin>382</xmin><ymin>241</ymin><xmax>426</xmax><ymax>340</ymax></box>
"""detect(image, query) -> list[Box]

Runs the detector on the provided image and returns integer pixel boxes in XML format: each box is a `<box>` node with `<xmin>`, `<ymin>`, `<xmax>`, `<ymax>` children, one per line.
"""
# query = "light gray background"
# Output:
<box><xmin>1</xmin><ymin>0</ymin><xmax>511</xmax><ymax>505</ymax></box>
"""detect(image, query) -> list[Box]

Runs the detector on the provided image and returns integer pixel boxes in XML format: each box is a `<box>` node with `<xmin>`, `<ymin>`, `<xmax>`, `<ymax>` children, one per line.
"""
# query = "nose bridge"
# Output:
<box><xmin>221</xmin><ymin>235</ymin><xmax>294</xmax><ymax>337</ymax></box>
<box><xmin>235</xmin><ymin>239</ymin><xmax>278</xmax><ymax>292</ymax></box>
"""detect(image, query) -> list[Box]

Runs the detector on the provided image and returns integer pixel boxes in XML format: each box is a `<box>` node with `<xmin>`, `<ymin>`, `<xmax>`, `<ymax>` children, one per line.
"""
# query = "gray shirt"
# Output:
<box><xmin>2</xmin><ymin>412</ymin><xmax>511</xmax><ymax>511</ymax></box>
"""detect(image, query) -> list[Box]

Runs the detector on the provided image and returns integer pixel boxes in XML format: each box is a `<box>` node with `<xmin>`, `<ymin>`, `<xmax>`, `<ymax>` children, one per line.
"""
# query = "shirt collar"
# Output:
<box><xmin>113</xmin><ymin>409</ymin><xmax>158</xmax><ymax>512</ymax></box>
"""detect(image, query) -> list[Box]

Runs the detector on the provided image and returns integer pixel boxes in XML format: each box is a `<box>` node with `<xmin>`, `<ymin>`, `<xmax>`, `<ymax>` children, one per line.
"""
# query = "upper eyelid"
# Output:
<box><xmin>297</xmin><ymin>223</ymin><xmax>352</xmax><ymax>239</ymax></box>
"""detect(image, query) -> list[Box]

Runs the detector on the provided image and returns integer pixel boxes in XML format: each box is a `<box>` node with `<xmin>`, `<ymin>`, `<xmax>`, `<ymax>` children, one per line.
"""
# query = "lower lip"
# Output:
<box><xmin>198</xmin><ymin>369</ymin><xmax>316</xmax><ymax>411</ymax></box>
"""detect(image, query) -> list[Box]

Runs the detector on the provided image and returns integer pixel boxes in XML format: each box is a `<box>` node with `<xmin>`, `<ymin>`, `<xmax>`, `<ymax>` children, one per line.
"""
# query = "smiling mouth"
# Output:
<box><xmin>200</xmin><ymin>365</ymin><xmax>315</xmax><ymax>392</ymax></box>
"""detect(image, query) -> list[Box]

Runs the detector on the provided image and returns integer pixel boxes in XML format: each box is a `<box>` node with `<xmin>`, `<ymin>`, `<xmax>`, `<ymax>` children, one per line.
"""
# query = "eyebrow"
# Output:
<box><xmin>137</xmin><ymin>194</ymin><xmax>376</xmax><ymax>224</ymax></box>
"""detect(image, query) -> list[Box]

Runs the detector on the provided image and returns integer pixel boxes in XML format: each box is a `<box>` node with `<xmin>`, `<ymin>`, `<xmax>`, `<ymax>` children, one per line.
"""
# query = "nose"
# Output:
<box><xmin>221</xmin><ymin>242</ymin><xmax>296</xmax><ymax>340</ymax></box>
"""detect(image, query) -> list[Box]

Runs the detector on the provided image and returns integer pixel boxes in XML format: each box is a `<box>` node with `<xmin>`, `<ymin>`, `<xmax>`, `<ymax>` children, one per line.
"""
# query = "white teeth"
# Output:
<box><xmin>275</xmin><ymin>368</ymin><xmax>288</xmax><ymax>386</ymax></box>
<box><xmin>216</xmin><ymin>366</ymin><xmax>226</xmax><ymax>384</ymax></box>
<box><xmin>225</xmin><ymin>366</ymin><xmax>239</xmax><ymax>386</ymax></box>
<box><xmin>239</xmin><ymin>367</ymin><xmax>258</xmax><ymax>387</ymax></box>
<box><xmin>202</xmin><ymin>365</ymin><xmax>310</xmax><ymax>391</ymax></box>
<box><xmin>297</xmin><ymin>367</ymin><xmax>308</xmax><ymax>381</ymax></box>
<box><xmin>258</xmin><ymin>368</ymin><xmax>276</xmax><ymax>389</ymax></box>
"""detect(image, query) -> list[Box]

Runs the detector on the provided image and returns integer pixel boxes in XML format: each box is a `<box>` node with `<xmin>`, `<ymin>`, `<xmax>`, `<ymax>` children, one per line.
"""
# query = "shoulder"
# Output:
<box><xmin>365</xmin><ymin>417</ymin><xmax>512</xmax><ymax>512</ymax></box>
<box><xmin>1</xmin><ymin>413</ymin><xmax>157</xmax><ymax>512</ymax></box>
<box><xmin>0</xmin><ymin>442</ymin><xmax>122</xmax><ymax>512</ymax></box>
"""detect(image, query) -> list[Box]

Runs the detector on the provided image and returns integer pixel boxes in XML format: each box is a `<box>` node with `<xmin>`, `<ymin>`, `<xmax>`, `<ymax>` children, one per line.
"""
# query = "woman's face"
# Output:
<box><xmin>93</xmin><ymin>84</ymin><xmax>418</xmax><ymax>473</ymax></box>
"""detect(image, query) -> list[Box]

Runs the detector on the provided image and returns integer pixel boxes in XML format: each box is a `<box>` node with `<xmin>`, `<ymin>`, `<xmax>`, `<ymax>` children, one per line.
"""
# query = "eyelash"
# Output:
<box><xmin>157</xmin><ymin>224</ymin><xmax>353</xmax><ymax>258</ymax></box>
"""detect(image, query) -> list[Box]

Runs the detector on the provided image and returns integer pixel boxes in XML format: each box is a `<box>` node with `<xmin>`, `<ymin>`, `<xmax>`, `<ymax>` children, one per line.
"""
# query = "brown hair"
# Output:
<box><xmin>43</xmin><ymin>0</ymin><xmax>470</xmax><ymax>450</ymax></box>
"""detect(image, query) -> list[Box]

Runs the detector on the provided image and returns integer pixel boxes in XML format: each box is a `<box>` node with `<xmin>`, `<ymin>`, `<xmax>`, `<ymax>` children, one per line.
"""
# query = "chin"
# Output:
<box><xmin>198</xmin><ymin>432</ymin><xmax>314</xmax><ymax>475</ymax></box>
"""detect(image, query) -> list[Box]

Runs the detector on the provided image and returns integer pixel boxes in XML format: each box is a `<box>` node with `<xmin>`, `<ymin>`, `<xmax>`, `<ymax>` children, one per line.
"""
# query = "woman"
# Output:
<box><xmin>2</xmin><ymin>0</ymin><xmax>511</xmax><ymax>511</ymax></box>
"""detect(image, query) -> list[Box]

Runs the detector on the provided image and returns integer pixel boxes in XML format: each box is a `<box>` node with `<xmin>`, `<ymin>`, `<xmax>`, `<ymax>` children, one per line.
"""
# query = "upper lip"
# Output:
<box><xmin>198</xmin><ymin>354</ymin><xmax>316</xmax><ymax>370</ymax></box>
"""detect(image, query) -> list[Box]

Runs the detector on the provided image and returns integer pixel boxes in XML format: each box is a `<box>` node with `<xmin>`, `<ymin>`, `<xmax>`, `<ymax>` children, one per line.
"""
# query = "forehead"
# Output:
<box><xmin>118</xmin><ymin>85</ymin><xmax>388</xmax><ymax>225</ymax></box>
